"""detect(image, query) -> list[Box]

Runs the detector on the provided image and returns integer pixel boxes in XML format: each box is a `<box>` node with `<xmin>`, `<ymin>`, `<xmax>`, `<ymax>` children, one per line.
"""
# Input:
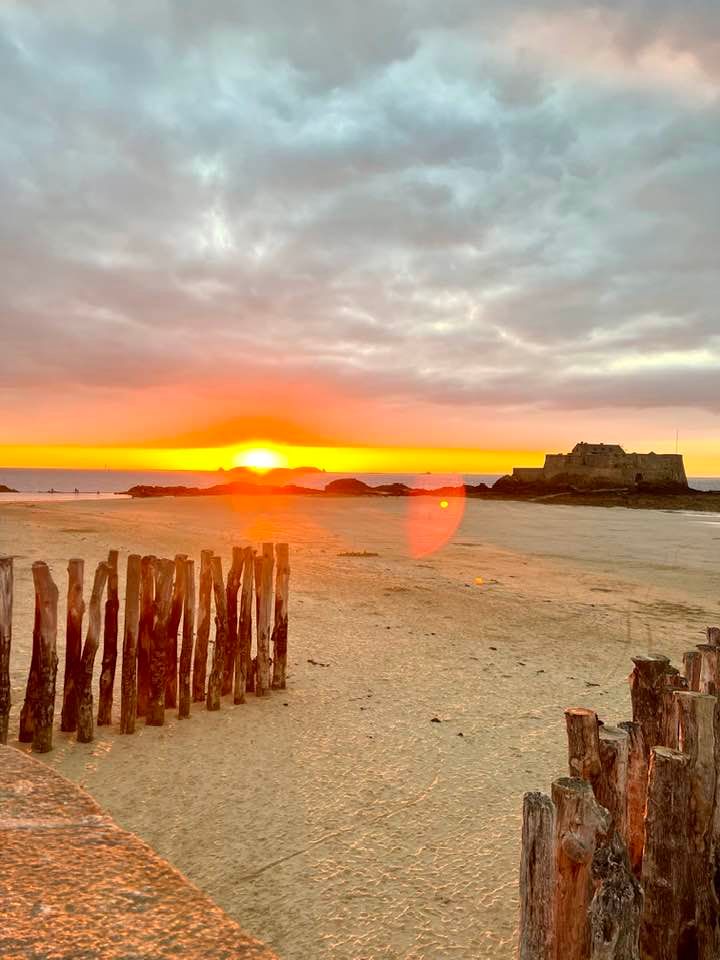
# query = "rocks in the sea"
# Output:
<box><xmin>492</xmin><ymin>474</ymin><xmax>573</xmax><ymax>495</ymax></box>
<box><xmin>324</xmin><ymin>478</ymin><xmax>376</xmax><ymax>495</ymax></box>
<box><xmin>0</xmin><ymin>484</ymin><xmax>18</xmax><ymax>493</ymax></box>
<box><xmin>375</xmin><ymin>482</ymin><xmax>412</xmax><ymax>495</ymax></box>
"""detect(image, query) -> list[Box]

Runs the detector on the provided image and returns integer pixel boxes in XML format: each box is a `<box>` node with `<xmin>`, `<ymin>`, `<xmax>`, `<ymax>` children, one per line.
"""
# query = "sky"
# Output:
<box><xmin>1</xmin><ymin>1</ymin><xmax>719</xmax><ymax>474</ymax></box>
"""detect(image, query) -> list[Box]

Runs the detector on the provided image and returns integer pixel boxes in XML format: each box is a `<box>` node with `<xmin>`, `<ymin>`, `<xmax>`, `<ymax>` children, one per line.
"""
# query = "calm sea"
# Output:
<box><xmin>1</xmin><ymin>467</ymin><xmax>719</xmax><ymax>503</ymax></box>
<box><xmin>0</xmin><ymin>467</ymin><xmax>505</xmax><ymax>502</ymax></box>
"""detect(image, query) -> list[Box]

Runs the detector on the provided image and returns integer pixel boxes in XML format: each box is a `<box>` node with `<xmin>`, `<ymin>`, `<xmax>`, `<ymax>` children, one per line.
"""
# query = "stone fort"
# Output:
<box><xmin>510</xmin><ymin>442</ymin><xmax>688</xmax><ymax>490</ymax></box>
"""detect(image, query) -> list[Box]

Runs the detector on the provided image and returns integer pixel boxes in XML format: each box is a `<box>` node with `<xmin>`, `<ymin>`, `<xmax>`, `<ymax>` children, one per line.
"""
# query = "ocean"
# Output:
<box><xmin>0</xmin><ymin>467</ymin><xmax>505</xmax><ymax>502</ymax></box>
<box><xmin>1</xmin><ymin>467</ymin><xmax>719</xmax><ymax>503</ymax></box>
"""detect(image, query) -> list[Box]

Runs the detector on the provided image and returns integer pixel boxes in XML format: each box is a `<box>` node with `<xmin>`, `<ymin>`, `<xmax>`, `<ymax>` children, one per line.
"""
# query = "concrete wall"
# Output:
<box><xmin>1</xmin><ymin>744</ymin><xmax>277</xmax><ymax>960</ymax></box>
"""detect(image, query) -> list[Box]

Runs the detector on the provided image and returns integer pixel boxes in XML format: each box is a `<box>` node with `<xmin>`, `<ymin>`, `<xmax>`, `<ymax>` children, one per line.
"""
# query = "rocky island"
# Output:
<box><xmin>495</xmin><ymin>442</ymin><xmax>688</xmax><ymax>494</ymax></box>
<box><xmin>122</xmin><ymin>444</ymin><xmax>720</xmax><ymax>511</ymax></box>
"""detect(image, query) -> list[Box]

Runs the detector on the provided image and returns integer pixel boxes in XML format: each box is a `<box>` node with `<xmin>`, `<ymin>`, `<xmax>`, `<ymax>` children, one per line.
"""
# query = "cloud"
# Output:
<box><xmin>0</xmin><ymin>0</ymin><xmax>719</xmax><ymax>450</ymax></box>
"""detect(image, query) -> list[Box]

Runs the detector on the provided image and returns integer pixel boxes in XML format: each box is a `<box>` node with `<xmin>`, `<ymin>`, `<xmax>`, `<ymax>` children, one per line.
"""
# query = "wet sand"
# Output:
<box><xmin>1</xmin><ymin>495</ymin><xmax>719</xmax><ymax>959</ymax></box>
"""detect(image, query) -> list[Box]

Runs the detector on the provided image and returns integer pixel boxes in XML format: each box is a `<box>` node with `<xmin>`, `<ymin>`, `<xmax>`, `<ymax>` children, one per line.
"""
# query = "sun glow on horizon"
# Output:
<box><xmin>3</xmin><ymin>439</ymin><xmax>719</xmax><ymax>478</ymax></box>
<box><xmin>234</xmin><ymin>447</ymin><xmax>287</xmax><ymax>472</ymax></box>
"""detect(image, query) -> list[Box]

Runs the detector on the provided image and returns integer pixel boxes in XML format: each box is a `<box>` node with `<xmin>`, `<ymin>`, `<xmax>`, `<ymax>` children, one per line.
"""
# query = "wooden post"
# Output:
<box><xmin>164</xmin><ymin>553</ymin><xmax>186</xmax><ymax>708</ymax></box>
<box><xmin>236</xmin><ymin>546</ymin><xmax>254</xmax><ymax>701</ymax></box>
<box><xmin>147</xmin><ymin>558</ymin><xmax>174</xmax><ymax>726</ymax></box>
<box><xmin>565</xmin><ymin>707</ymin><xmax>602</xmax><ymax>791</ymax></box>
<box><xmin>61</xmin><ymin>558</ymin><xmax>84</xmax><ymax>732</ymax></box>
<box><xmin>165</xmin><ymin>554</ymin><xmax>185</xmax><ymax>707</ymax></box>
<box><xmin>19</xmin><ymin>586</ymin><xmax>42</xmax><ymax>743</ymax></box>
<box><xmin>617</xmin><ymin>721</ymin><xmax>647</xmax><ymax>878</ymax></box>
<box><xmin>519</xmin><ymin>791</ymin><xmax>556</xmax><ymax>960</ymax></box>
<box><xmin>97</xmin><ymin>549</ymin><xmax>119</xmax><ymax>725</ymax></box>
<box><xmin>223</xmin><ymin>547</ymin><xmax>243</xmax><ymax>697</ymax></box>
<box><xmin>77</xmin><ymin>561</ymin><xmax>110</xmax><ymax>743</ymax></box>
<box><xmin>697</xmin><ymin>644</ymin><xmax>720</xmax><ymax>695</ymax></box>
<box><xmin>136</xmin><ymin>555</ymin><xmax>156</xmax><ymax>718</ymax></box>
<box><xmin>253</xmin><ymin>554</ymin><xmax>263</xmax><ymax>695</ymax></box>
<box><xmin>588</xmin><ymin>833</ymin><xmax>643</xmax><ymax>960</ymax></box>
<box><xmin>178</xmin><ymin>557</ymin><xmax>195</xmax><ymax>719</ymax></box>
<box><xmin>676</xmin><ymin>691</ymin><xmax>719</xmax><ymax>959</ymax></box>
<box><xmin>271</xmin><ymin>543</ymin><xmax>290</xmax><ymax>690</ymax></box>
<box><xmin>254</xmin><ymin>543</ymin><xmax>273</xmax><ymax>697</ymax></box>
<box><xmin>597</xmin><ymin>725</ymin><xmax>629</xmax><ymax>845</ymax></box>
<box><xmin>552</xmin><ymin>776</ymin><xmax>610</xmax><ymax>960</ymax></box>
<box><xmin>629</xmin><ymin>654</ymin><xmax>671</xmax><ymax>759</ymax></box>
<box><xmin>206</xmin><ymin>555</ymin><xmax>228</xmax><ymax>711</ymax></box>
<box><xmin>660</xmin><ymin>669</ymin><xmax>687</xmax><ymax>749</ymax></box>
<box><xmin>706</xmin><ymin>626</ymin><xmax>720</xmax><ymax>647</ymax></box>
<box><xmin>192</xmin><ymin>549</ymin><xmax>213</xmax><ymax>702</ymax></box>
<box><xmin>0</xmin><ymin>556</ymin><xmax>12</xmax><ymax>745</ymax></box>
<box><xmin>640</xmin><ymin>747</ymin><xmax>693</xmax><ymax>960</ymax></box>
<box><xmin>119</xmin><ymin>554</ymin><xmax>141</xmax><ymax>734</ymax></box>
<box><xmin>683</xmin><ymin>650</ymin><xmax>702</xmax><ymax>692</ymax></box>
<box><xmin>28</xmin><ymin>562</ymin><xmax>59</xmax><ymax>753</ymax></box>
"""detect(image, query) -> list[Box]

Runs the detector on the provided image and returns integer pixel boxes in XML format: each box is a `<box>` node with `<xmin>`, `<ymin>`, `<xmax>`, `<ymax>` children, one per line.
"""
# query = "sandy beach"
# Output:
<box><xmin>2</xmin><ymin>495</ymin><xmax>719</xmax><ymax>959</ymax></box>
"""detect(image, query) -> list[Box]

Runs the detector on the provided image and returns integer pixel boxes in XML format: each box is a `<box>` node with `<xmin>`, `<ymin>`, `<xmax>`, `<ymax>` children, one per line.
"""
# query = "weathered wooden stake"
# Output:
<box><xmin>697</xmin><ymin>644</ymin><xmax>720</xmax><ymax>695</ymax></box>
<box><xmin>165</xmin><ymin>553</ymin><xmax>186</xmax><ymax>708</ymax></box>
<box><xmin>683</xmin><ymin>649</ymin><xmax>702</xmax><ymax>692</ymax></box>
<box><xmin>97</xmin><ymin>549</ymin><xmax>119</xmax><ymax>725</ymax></box>
<box><xmin>676</xmin><ymin>690</ymin><xmax>719</xmax><ymax>959</ymax></box>
<box><xmin>629</xmin><ymin>654</ymin><xmax>671</xmax><ymax>760</ymax></box>
<box><xmin>706</xmin><ymin>626</ymin><xmax>720</xmax><ymax>647</ymax></box>
<box><xmin>617</xmin><ymin>721</ymin><xmax>647</xmax><ymax>878</ymax></box>
<box><xmin>19</xmin><ymin>587</ymin><xmax>42</xmax><ymax>743</ymax></box>
<box><xmin>136</xmin><ymin>555</ymin><xmax>156</xmax><ymax>718</ymax></box>
<box><xmin>565</xmin><ymin>707</ymin><xmax>602</xmax><ymax>791</ymax></box>
<box><xmin>552</xmin><ymin>776</ymin><xmax>610</xmax><ymax>960</ymax></box>
<box><xmin>519</xmin><ymin>791</ymin><xmax>556</xmax><ymax>960</ymax></box>
<box><xmin>223</xmin><ymin>547</ymin><xmax>243</xmax><ymax>697</ymax></box>
<box><xmin>77</xmin><ymin>561</ymin><xmax>110</xmax><ymax>743</ymax></box>
<box><xmin>0</xmin><ymin>556</ymin><xmax>12</xmax><ymax>745</ymax></box>
<box><xmin>147</xmin><ymin>558</ymin><xmax>174</xmax><ymax>726</ymax></box>
<box><xmin>206</xmin><ymin>555</ymin><xmax>228</xmax><ymax>711</ymax></box>
<box><xmin>660</xmin><ymin>668</ymin><xmax>687</xmax><ymax>749</ymax></box>
<box><xmin>119</xmin><ymin>554</ymin><xmax>141</xmax><ymax>734</ymax></box>
<box><xmin>271</xmin><ymin>543</ymin><xmax>290</xmax><ymax>690</ymax></box>
<box><xmin>237</xmin><ymin>546</ymin><xmax>254</xmax><ymax>701</ymax></box>
<box><xmin>255</xmin><ymin>543</ymin><xmax>274</xmax><ymax>696</ymax></box>
<box><xmin>597</xmin><ymin>725</ymin><xmax>629</xmax><ymax>845</ymax></box>
<box><xmin>192</xmin><ymin>549</ymin><xmax>213</xmax><ymax>702</ymax></box>
<box><xmin>254</xmin><ymin>554</ymin><xmax>264</xmax><ymax>695</ymax></box>
<box><xmin>640</xmin><ymin>747</ymin><xmax>693</xmax><ymax>960</ymax></box>
<box><xmin>588</xmin><ymin>833</ymin><xmax>643</xmax><ymax>960</ymax></box>
<box><xmin>178</xmin><ymin>558</ymin><xmax>195</xmax><ymax>719</ymax></box>
<box><xmin>28</xmin><ymin>562</ymin><xmax>59</xmax><ymax>753</ymax></box>
<box><xmin>61</xmin><ymin>558</ymin><xmax>84</xmax><ymax>732</ymax></box>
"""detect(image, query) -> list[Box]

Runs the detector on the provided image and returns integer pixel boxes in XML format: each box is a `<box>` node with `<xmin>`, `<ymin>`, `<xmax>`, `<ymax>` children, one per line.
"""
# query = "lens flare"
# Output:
<box><xmin>406</xmin><ymin>475</ymin><xmax>466</xmax><ymax>558</ymax></box>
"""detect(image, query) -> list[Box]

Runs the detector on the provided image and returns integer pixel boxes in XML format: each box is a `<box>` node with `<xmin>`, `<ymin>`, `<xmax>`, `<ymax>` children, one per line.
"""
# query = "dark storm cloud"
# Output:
<box><xmin>1</xmin><ymin>0</ymin><xmax>719</xmax><ymax>420</ymax></box>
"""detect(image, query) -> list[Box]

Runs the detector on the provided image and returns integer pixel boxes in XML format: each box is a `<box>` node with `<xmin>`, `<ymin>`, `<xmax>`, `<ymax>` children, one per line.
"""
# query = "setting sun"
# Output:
<box><xmin>234</xmin><ymin>447</ymin><xmax>286</xmax><ymax>472</ymax></box>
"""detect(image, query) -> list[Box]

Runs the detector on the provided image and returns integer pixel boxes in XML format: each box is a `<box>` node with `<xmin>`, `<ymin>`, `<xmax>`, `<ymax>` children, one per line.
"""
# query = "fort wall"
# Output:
<box><xmin>508</xmin><ymin>443</ymin><xmax>688</xmax><ymax>490</ymax></box>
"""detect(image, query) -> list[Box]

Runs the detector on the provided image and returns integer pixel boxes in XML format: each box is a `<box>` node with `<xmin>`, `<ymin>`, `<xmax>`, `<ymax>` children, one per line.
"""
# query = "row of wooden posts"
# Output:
<box><xmin>0</xmin><ymin>544</ymin><xmax>290</xmax><ymax>753</ymax></box>
<box><xmin>519</xmin><ymin>628</ymin><xmax>720</xmax><ymax>960</ymax></box>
